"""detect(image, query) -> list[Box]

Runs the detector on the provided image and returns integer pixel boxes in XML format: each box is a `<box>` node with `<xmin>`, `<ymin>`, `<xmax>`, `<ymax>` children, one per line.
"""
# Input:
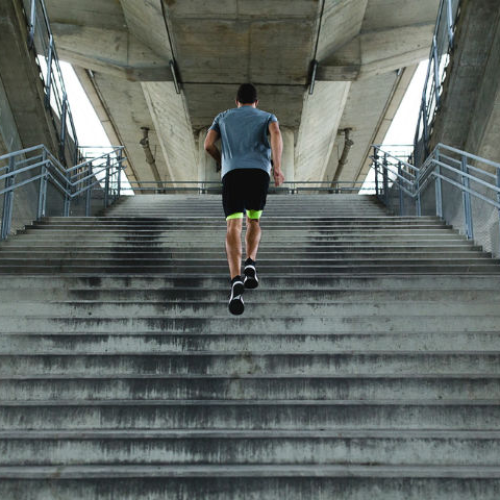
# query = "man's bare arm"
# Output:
<box><xmin>269</xmin><ymin>121</ymin><xmax>284</xmax><ymax>187</ymax></box>
<box><xmin>204</xmin><ymin>129</ymin><xmax>222</xmax><ymax>167</ymax></box>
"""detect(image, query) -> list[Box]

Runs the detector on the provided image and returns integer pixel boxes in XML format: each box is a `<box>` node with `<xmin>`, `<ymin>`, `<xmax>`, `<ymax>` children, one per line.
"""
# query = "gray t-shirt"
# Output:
<box><xmin>209</xmin><ymin>106</ymin><xmax>278</xmax><ymax>178</ymax></box>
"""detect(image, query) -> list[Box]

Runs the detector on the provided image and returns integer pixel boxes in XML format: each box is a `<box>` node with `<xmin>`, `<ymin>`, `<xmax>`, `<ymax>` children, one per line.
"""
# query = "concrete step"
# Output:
<box><xmin>3</xmin><ymin>314</ymin><xmax>500</xmax><ymax>333</ymax></box>
<box><xmin>1</xmin><ymin>468</ymin><xmax>499</xmax><ymax>500</ymax></box>
<box><xmin>0</xmin><ymin>264</ymin><xmax>497</xmax><ymax>275</ymax></box>
<box><xmin>0</xmin><ymin>275</ymin><xmax>499</xmax><ymax>291</ymax></box>
<box><xmin>1</xmin><ymin>352</ymin><xmax>499</xmax><ymax>376</ymax></box>
<box><xmin>2</xmin><ymin>331</ymin><xmax>499</xmax><ymax>354</ymax></box>
<box><xmin>0</xmin><ymin>400</ymin><xmax>498</xmax><ymax>430</ymax></box>
<box><xmin>2</xmin><ymin>429</ymin><xmax>500</xmax><ymax>466</ymax></box>
<box><xmin>0</xmin><ymin>250</ymin><xmax>490</xmax><ymax>261</ymax></box>
<box><xmin>0</xmin><ymin>300</ymin><xmax>497</xmax><ymax>318</ymax></box>
<box><xmin>0</xmin><ymin>258</ymin><xmax>496</xmax><ymax>268</ymax></box>
<box><xmin>2</xmin><ymin>375</ymin><xmax>499</xmax><ymax>400</ymax></box>
<box><xmin>2</xmin><ymin>288</ymin><xmax>499</xmax><ymax>302</ymax></box>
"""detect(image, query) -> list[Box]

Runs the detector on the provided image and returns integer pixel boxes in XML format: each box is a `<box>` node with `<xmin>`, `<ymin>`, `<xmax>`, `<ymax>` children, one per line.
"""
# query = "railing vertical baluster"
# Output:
<box><xmin>422</xmin><ymin>96</ymin><xmax>429</xmax><ymax>157</ymax></box>
<box><xmin>45</xmin><ymin>35</ymin><xmax>54</xmax><ymax>109</ymax></box>
<box><xmin>85</xmin><ymin>162</ymin><xmax>93</xmax><ymax>216</ymax></box>
<box><xmin>37</xmin><ymin>149</ymin><xmax>48</xmax><ymax>219</ymax></box>
<box><xmin>59</xmin><ymin>95</ymin><xmax>68</xmax><ymax>163</ymax></box>
<box><xmin>28</xmin><ymin>0</ymin><xmax>37</xmax><ymax>49</ymax></box>
<box><xmin>447</xmin><ymin>0</ymin><xmax>454</xmax><ymax>48</ymax></box>
<box><xmin>433</xmin><ymin>36</ymin><xmax>441</xmax><ymax>108</ymax></box>
<box><xmin>496</xmin><ymin>168</ymin><xmax>500</xmax><ymax>254</ymax></box>
<box><xmin>117</xmin><ymin>149</ymin><xmax>123</xmax><ymax>199</ymax></box>
<box><xmin>104</xmin><ymin>155</ymin><xmax>111</xmax><ymax>209</ymax></box>
<box><xmin>374</xmin><ymin>148</ymin><xmax>379</xmax><ymax>199</ymax></box>
<box><xmin>416</xmin><ymin>167</ymin><xmax>422</xmax><ymax>217</ymax></box>
<box><xmin>398</xmin><ymin>161</ymin><xmax>404</xmax><ymax>215</ymax></box>
<box><xmin>1</xmin><ymin>157</ymin><xmax>16</xmax><ymax>240</ymax></box>
<box><xmin>434</xmin><ymin>149</ymin><xmax>443</xmax><ymax>218</ymax></box>
<box><xmin>63</xmin><ymin>166</ymin><xmax>71</xmax><ymax>217</ymax></box>
<box><xmin>383</xmin><ymin>154</ymin><xmax>389</xmax><ymax>207</ymax></box>
<box><xmin>461</xmin><ymin>155</ymin><xmax>474</xmax><ymax>239</ymax></box>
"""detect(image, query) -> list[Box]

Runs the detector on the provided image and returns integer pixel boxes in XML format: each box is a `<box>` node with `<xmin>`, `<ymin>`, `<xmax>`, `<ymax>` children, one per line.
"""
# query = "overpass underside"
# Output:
<box><xmin>41</xmin><ymin>0</ymin><xmax>440</xmax><ymax>189</ymax></box>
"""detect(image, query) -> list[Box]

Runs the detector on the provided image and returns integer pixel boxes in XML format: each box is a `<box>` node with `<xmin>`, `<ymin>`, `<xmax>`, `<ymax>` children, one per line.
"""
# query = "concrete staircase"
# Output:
<box><xmin>0</xmin><ymin>194</ymin><xmax>500</xmax><ymax>499</ymax></box>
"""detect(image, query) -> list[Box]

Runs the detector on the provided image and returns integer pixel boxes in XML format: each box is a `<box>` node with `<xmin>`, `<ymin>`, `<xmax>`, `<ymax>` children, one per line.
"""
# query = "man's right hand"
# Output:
<box><xmin>274</xmin><ymin>168</ymin><xmax>285</xmax><ymax>187</ymax></box>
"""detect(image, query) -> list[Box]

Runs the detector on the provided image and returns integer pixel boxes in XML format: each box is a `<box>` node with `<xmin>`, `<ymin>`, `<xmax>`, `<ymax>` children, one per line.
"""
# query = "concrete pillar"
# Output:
<box><xmin>198</xmin><ymin>128</ymin><xmax>220</xmax><ymax>186</ymax></box>
<box><xmin>281</xmin><ymin>127</ymin><xmax>295</xmax><ymax>184</ymax></box>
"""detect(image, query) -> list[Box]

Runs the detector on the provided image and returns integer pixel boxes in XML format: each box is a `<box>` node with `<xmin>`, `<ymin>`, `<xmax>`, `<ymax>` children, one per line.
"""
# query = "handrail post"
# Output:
<box><xmin>1</xmin><ymin>157</ymin><xmax>16</xmax><ymax>240</ymax></box>
<box><xmin>104</xmin><ymin>155</ymin><xmax>111</xmax><ymax>209</ymax></box>
<box><xmin>117</xmin><ymin>149</ymin><xmax>123</xmax><ymax>199</ymax></box>
<box><xmin>422</xmin><ymin>96</ymin><xmax>429</xmax><ymax>157</ymax></box>
<box><xmin>373</xmin><ymin>148</ymin><xmax>379</xmax><ymax>199</ymax></box>
<box><xmin>461</xmin><ymin>155</ymin><xmax>474</xmax><ymax>239</ymax></box>
<box><xmin>383</xmin><ymin>154</ymin><xmax>389</xmax><ymax>206</ymax></box>
<box><xmin>37</xmin><ymin>149</ymin><xmax>48</xmax><ymax>219</ymax></box>
<box><xmin>59</xmin><ymin>94</ymin><xmax>68</xmax><ymax>163</ymax></box>
<box><xmin>45</xmin><ymin>35</ymin><xmax>54</xmax><ymax>109</ymax></box>
<box><xmin>416</xmin><ymin>167</ymin><xmax>422</xmax><ymax>217</ymax></box>
<box><xmin>398</xmin><ymin>161</ymin><xmax>404</xmax><ymax>215</ymax></box>
<box><xmin>63</xmin><ymin>168</ymin><xmax>71</xmax><ymax>217</ymax></box>
<box><xmin>496</xmin><ymin>169</ymin><xmax>500</xmax><ymax>254</ymax></box>
<box><xmin>85</xmin><ymin>162</ymin><xmax>93</xmax><ymax>216</ymax></box>
<box><xmin>28</xmin><ymin>0</ymin><xmax>37</xmax><ymax>49</ymax></box>
<box><xmin>432</xmin><ymin>36</ymin><xmax>441</xmax><ymax>109</ymax></box>
<box><xmin>447</xmin><ymin>0</ymin><xmax>454</xmax><ymax>48</ymax></box>
<box><xmin>434</xmin><ymin>149</ymin><xmax>443</xmax><ymax>218</ymax></box>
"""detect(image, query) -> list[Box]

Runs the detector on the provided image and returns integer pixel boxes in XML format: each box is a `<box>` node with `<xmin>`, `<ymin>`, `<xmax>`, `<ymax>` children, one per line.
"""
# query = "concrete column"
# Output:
<box><xmin>281</xmin><ymin>127</ymin><xmax>295</xmax><ymax>184</ymax></box>
<box><xmin>198</xmin><ymin>128</ymin><xmax>220</xmax><ymax>185</ymax></box>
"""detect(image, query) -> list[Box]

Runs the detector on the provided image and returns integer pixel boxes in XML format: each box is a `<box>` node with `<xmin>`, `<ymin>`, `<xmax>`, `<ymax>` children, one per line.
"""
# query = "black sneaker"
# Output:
<box><xmin>228</xmin><ymin>276</ymin><xmax>245</xmax><ymax>315</ymax></box>
<box><xmin>244</xmin><ymin>258</ymin><xmax>259</xmax><ymax>289</ymax></box>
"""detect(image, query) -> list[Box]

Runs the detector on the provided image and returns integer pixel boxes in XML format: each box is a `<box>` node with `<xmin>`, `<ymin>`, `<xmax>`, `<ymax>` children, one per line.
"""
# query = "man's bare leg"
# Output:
<box><xmin>226</xmin><ymin>218</ymin><xmax>243</xmax><ymax>279</ymax></box>
<box><xmin>245</xmin><ymin>217</ymin><xmax>262</xmax><ymax>261</ymax></box>
<box><xmin>243</xmin><ymin>217</ymin><xmax>261</xmax><ymax>289</ymax></box>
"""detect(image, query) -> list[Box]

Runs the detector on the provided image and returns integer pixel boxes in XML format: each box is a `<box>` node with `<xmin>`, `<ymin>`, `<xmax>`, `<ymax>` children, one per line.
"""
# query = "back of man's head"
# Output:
<box><xmin>236</xmin><ymin>83</ymin><xmax>258</xmax><ymax>104</ymax></box>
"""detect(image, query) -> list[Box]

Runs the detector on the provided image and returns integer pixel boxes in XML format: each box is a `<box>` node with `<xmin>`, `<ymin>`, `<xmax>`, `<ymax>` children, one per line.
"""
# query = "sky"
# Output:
<box><xmin>60</xmin><ymin>60</ymin><xmax>429</xmax><ymax>192</ymax></box>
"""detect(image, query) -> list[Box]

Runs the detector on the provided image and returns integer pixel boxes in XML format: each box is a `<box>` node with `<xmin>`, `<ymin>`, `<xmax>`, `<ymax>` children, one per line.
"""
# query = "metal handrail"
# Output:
<box><xmin>0</xmin><ymin>145</ymin><xmax>125</xmax><ymax>240</ymax></box>
<box><xmin>123</xmin><ymin>179</ymin><xmax>375</xmax><ymax>195</ymax></box>
<box><xmin>371</xmin><ymin>143</ymin><xmax>500</xmax><ymax>244</ymax></box>
<box><xmin>414</xmin><ymin>0</ymin><xmax>461</xmax><ymax>166</ymax></box>
<box><xmin>23</xmin><ymin>0</ymin><xmax>80</xmax><ymax>165</ymax></box>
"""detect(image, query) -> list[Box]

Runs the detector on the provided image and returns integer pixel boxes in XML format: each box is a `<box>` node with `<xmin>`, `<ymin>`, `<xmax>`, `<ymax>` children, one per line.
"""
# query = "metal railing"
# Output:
<box><xmin>371</xmin><ymin>143</ymin><xmax>500</xmax><ymax>246</ymax></box>
<box><xmin>414</xmin><ymin>0</ymin><xmax>461</xmax><ymax>166</ymax></box>
<box><xmin>22</xmin><ymin>0</ymin><xmax>79</xmax><ymax>165</ymax></box>
<box><xmin>0</xmin><ymin>145</ymin><xmax>125</xmax><ymax>240</ymax></box>
<box><xmin>124</xmin><ymin>180</ymin><xmax>375</xmax><ymax>195</ymax></box>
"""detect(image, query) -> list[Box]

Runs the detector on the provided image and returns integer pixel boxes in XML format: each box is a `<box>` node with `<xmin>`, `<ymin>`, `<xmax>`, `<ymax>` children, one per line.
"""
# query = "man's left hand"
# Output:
<box><xmin>274</xmin><ymin>169</ymin><xmax>285</xmax><ymax>187</ymax></box>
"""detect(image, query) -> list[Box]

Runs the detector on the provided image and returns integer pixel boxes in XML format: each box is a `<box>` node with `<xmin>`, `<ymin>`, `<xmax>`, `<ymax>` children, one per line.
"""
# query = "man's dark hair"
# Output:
<box><xmin>236</xmin><ymin>83</ymin><xmax>258</xmax><ymax>104</ymax></box>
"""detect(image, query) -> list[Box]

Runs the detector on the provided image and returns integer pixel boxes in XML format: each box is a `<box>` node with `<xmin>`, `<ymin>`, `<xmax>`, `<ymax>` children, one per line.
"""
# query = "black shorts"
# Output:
<box><xmin>222</xmin><ymin>169</ymin><xmax>270</xmax><ymax>219</ymax></box>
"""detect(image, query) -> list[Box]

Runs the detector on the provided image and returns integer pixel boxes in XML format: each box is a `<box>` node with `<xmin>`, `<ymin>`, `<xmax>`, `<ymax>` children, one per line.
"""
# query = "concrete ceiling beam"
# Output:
<box><xmin>316</xmin><ymin>0</ymin><xmax>369</xmax><ymax>61</ymax></box>
<box><xmin>51</xmin><ymin>24</ymin><xmax>172</xmax><ymax>82</ymax></box>
<box><xmin>318</xmin><ymin>23</ymin><xmax>434</xmax><ymax>81</ymax></box>
<box><xmin>118</xmin><ymin>0</ymin><xmax>174</xmax><ymax>60</ymax></box>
